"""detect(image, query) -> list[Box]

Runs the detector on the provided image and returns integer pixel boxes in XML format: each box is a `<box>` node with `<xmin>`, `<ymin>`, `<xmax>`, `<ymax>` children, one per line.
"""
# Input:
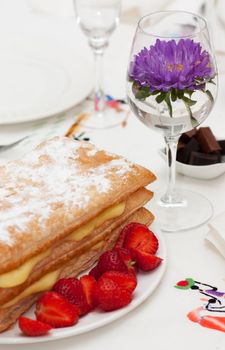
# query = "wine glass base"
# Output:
<box><xmin>80</xmin><ymin>108</ymin><xmax>126</xmax><ymax>129</ymax></box>
<box><xmin>149</xmin><ymin>189</ymin><xmax>213</xmax><ymax>233</ymax></box>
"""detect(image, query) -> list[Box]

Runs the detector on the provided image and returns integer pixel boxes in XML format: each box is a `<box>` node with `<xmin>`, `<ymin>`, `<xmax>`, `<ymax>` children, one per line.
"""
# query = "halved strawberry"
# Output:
<box><xmin>115</xmin><ymin>225</ymin><xmax>129</xmax><ymax>248</ymax></box>
<box><xmin>53</xmin><ymin>278</ymin><xmax>90</xmax><ymax>316</ymax></box>
<box><xmin>89</xmin><ymin>265</ymin><xmax>101</xmax><ymax>280</ymax></box>
<box><xmin>35</xmin><ymin>291</ymin><xmax>79</xmax><ymax>328</ymax></box>
<box><xmin>132</xmin><ymin>249</ymin><xmax>162</xmax><ymax>271</ymax></box>
<box><xmin>95</xmin><ymin>271</ymin><xmax>135</xmax><ymax>311</ymax></box>
<box><xmin>114</xmin><ymin>247</ymin><xmax>137</xmax><ymax>276</ymax></box>
<box><xmin>18</xmin><ymin>316</ymin><xmax>52</xmax><ymax>337</ymax></box>
<box><xmin>123</xmin><ymin>223</ymin><xmax>159</xmax><ymax>255</ymax></box>
<box><xmin>80</xmin><ymin>275</ymin><xmax>97</xmax><ymax>309</ymax></box>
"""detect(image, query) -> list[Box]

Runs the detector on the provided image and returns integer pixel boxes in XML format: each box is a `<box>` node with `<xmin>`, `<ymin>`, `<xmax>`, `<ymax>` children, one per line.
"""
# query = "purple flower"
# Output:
<box><xmin>129</xmin><ymin>39</ymin><xmax>215</xmax><ymax>92</ymax></box>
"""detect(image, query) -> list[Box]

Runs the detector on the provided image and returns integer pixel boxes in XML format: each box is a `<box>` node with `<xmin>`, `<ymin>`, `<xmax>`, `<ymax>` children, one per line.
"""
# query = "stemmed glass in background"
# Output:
<box><xmin>127</xmin><ymin>11</ymin><xmax>218</xmax><ymax>232</ymax></box>
<box><xmin>74</xmin><ymin>0</ymin><xmax>123</xmax><ymax>129</ymax></box>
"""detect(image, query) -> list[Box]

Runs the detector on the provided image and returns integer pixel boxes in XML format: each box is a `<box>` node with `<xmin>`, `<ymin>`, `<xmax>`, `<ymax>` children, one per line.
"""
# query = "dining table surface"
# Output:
<box><xmin>0</xmin><ymin>0</ymin><xmax>225</xmax><ymax>349</ymax></box>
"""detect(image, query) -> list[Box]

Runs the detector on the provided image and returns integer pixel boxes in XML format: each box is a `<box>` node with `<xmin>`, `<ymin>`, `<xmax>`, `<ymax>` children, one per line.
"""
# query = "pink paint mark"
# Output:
<box><xmin>106</xmin><ymin>100</ymin><xmax>123</xmax><ymax>112</ymax></box>
<box><xmin>200</xmin><ymin>298</ymin><xmax>210</xmax><ymax>302</ymax></box>
<box><xmin>107</xmin><ymin>100</ymin><xmax>118</xmax><ymax>108</ymax></box>
<box><xmin>94</xmin><ymin>96</ymin><xmax>99</xmax><ymax>111</ymax></box>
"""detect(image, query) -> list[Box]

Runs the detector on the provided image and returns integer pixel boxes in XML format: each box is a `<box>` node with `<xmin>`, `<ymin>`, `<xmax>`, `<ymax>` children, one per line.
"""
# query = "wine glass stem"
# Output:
<box><xmin>162</xmin><ymin>135</ymin><xmax>179</xmax><ymax>204</ymax></box>
<box><xmin>93</xmin><ymin>49</ymin><xmax>105</xmax><ymax>113</ymax></box>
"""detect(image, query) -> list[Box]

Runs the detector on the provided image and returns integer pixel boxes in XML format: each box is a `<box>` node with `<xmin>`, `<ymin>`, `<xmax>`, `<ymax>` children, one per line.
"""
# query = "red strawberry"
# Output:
<box><xmin>95</xmin><ymin>271</ymin><xmax>135</xmax><ymax>311</ymax></box>
<box><xmin>115</xmin><ymin>247</ymin><xmax>137</xmax><ymax>276</ymax></box>
<box><xmin>35</xmin><ymin>291</ymin><xmax>79</xmax><ymax>328</ymax></box>
<box><xmin>96</xmin><ymin>249</ymin><xmax>128</xmax><ymax>275</ymax></box>
<box><xmin>89</xmin><ymin>265</ymin><xmax>101</xmax><ymax>280</ymax></box>
<box><xmin>53</xmin><ymin>278</ymin><xmax>90</xmax><ymax>316</ymax></box>
<box><xmin>18</xmin><ymin>316</ymin><xmax>52</xmax><ymax>337</ymax></box>
<box><xmin>132</xmin><ymin>249</ymin><xmax>162</xmax><ymax>271</ymax></box>
<box><xmin>115</xmin><ymin>225</ymin><xmax>129</xmax><ymax>248</ymax></box>
<box><xmin>80</xmin><ymin>275</ymin><xmax>97</xmax><ymax>309</ymax></box>
<box><xmin>123</xmin><ymin>223</ymin><xmax>159</xmax><ymax>255</ymax></box>
<box><xmin>101</xmin><ymin>270</ymin><xmax>137</xmax><ymax>293</ymax></box>
<box><xmin>115</xmin><ymin>223</ymin><xmax>144</xmax><ymax>248</ymax></box>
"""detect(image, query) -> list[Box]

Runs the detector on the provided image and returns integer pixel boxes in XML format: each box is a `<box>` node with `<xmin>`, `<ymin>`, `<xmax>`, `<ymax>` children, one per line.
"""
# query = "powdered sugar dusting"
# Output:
<box><xmin>87</xmin><ymin>148</ymin><xmax>98</xmax><ymax>157</ymax></box>
<box><xmin>0</xmin><ymin>137</ymin><xmax>136</xmax><ymax>247</ymax></box>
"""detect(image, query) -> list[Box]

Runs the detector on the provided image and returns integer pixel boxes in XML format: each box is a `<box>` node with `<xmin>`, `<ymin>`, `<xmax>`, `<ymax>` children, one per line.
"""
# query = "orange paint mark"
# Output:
<box><xmin>187</xmin><ymin>307</ymin><xmax>225</xmax><ymax>333</ymax></box>
<box><xmin>200</xmin><ymin>316</ymin><xmax>225</xmax><ymax>333</ymax></box>
<box><xmin>187</xmin><ymin>307</ymin><xmax>203</xmax><ymax>323</ymax></box>
<box><xmin>64</xmin><ymin>113</ymin><xmax>89</xmax><ymax>137</ymax></box>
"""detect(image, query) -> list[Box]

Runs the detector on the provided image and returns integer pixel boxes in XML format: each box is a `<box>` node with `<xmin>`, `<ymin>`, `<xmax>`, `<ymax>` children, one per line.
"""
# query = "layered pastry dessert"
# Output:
<box><xmin>0</xmin><ymin>136</ymin><xmax>156</xmax><ymax>332</ymax></box>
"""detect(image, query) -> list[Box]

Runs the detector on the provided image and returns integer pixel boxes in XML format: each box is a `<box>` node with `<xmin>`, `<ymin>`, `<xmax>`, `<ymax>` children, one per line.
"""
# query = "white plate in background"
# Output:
<box><xmin>0</xmin><ymin>15</ymin><xmax>93</xmax><ymax>124</ymax></box>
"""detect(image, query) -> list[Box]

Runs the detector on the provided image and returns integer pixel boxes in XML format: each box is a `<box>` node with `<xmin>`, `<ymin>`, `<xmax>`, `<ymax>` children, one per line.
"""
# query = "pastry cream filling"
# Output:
<box><xmin>2</xmin><ymin>270</ymin><xmax>60</xmax><ymax>308</ymax></box>
<box><xmin>0</xmin><ymin>201</ymin><xmax>126</xmax><ymax>289</ymax></box>
<box><xmin>0</xmin><ymin>250</ymin><xmax>50</xmax><ymax>288</ymax></box>
<box><xmin>69</xmin><ymin>201</ymin><xmax>126</xmax><ymax>241</ymax></box>
<box><xmin>2</xmin><ymin>241</ymin><xmax>105</xmax><ymax>309</ymax></box>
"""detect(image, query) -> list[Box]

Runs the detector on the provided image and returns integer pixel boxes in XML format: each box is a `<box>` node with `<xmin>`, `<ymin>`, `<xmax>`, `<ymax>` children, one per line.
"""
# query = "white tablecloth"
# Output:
<box><xmin>0</xmin><ymin>1</ymin><xmax>225</xmax><ymax>349</ymax></box>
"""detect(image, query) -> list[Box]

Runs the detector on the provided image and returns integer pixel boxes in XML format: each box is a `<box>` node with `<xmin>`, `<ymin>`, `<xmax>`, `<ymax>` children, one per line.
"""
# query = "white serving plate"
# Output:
<box><xmin>0</xmin><ymin>222</ymin><xmax>166</xmax><ymax>344</ymax></box>
<box><xmin>159</xmin><ymin>149</ymin><xmax>225</xmax><ymax>180</ymax></box>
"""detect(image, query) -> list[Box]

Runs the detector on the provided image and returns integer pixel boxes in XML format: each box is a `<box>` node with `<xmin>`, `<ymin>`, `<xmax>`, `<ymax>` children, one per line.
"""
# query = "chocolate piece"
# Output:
<box><xmin>177</xmin><ymin>141</ymin><xmax>186</xmax><ymax>151</ymax></box>
<box><xmin>189</xmin><ymin>151</ymin><xmax>221</xmax><ymax>166</ymax></box>
<box><xmin>195</xmin><ymin>127</ymin><xmax>222</xmax><ymax>153</ymax></box>
<box><xmin>177</xmin><ymin>138</ymin><xmax>200</xmax><ymax>163</ymax></box>
<box><xmin>218</xmin><ymin>140</ymin><xmax>225</xmax><ymax>155</ymax></box>
<box><xmin>179</xmin><ymin>129</ymin><xmax>197</xmax><ymax>144</ymax></box>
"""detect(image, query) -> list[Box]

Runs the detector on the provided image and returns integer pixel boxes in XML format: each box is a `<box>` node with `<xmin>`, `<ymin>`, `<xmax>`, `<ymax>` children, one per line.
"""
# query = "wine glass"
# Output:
<box><xmin>126</xmin><ymin>11</ymin><xmax>218</xmax><ymax>232</ymax></box>
<box><xmin>73</xmin><ymin>0</ymin><xmax>124</xmax><ymax>129</ymax></box>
